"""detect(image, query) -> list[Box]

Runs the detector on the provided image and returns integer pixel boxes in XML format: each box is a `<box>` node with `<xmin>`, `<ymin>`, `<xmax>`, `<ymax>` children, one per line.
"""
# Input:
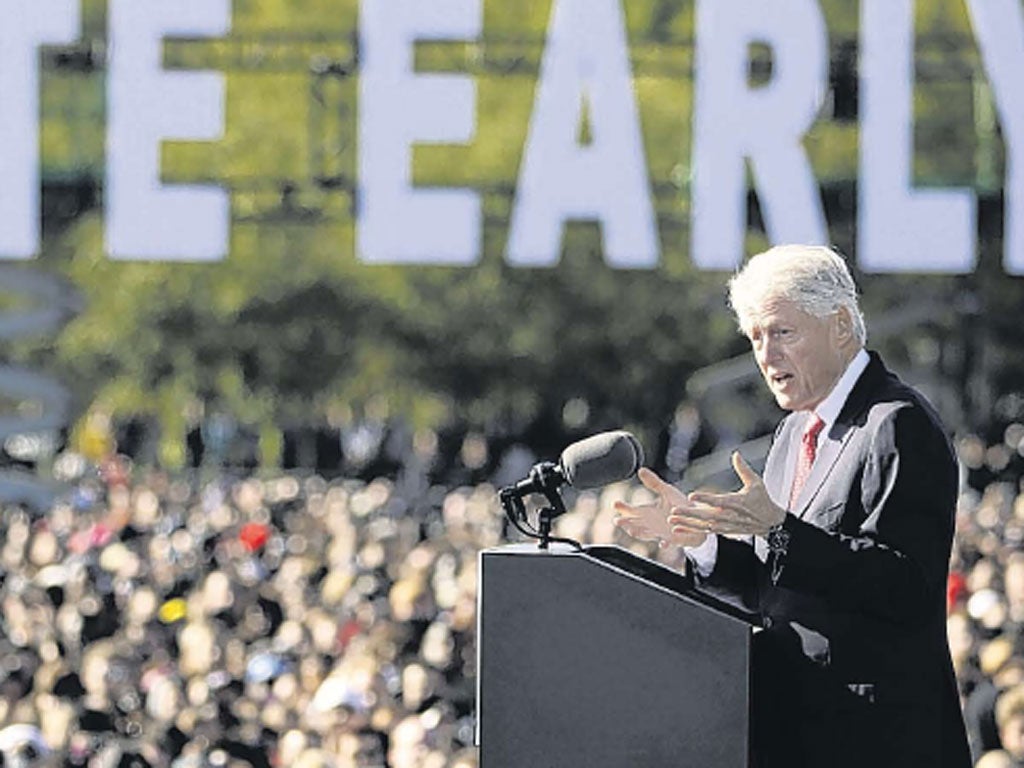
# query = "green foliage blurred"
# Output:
<box><xmin>18</xmin><ymin>0</ymin><xmax>1024</xmax><ymax>467</ymax></box>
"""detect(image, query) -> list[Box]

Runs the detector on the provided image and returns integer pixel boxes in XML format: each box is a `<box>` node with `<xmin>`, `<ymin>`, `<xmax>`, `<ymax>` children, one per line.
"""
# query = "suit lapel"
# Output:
<box><xmin>789</xmin><ymin>352</ymin><xmax>889</xmax><ymax>518</ymax></box>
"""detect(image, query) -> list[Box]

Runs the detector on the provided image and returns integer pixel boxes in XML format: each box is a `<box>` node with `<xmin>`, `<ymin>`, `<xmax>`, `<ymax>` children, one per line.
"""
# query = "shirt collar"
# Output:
<box><xmin>811</xmin><ymin>348</ymin><xmax>870</xmax><ymax>431</ymax></box>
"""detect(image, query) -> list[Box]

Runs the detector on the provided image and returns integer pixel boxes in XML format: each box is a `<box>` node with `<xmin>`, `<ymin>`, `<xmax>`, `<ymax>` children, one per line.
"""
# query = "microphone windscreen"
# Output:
<box><xmin>559</xmin><ymin>431</ymin><xmax>644</xmax><ymax>490</ymax></box>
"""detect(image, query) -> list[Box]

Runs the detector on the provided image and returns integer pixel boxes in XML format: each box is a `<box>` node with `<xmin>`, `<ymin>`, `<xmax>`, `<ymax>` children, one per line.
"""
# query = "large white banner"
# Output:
<box><xmin>2</xmin><ymin>0</ymin><xmax>1023</xmax><ymax>273</ymax></box>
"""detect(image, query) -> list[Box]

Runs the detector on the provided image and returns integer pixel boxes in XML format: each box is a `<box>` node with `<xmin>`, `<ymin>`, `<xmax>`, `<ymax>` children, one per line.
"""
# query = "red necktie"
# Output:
<box><xmin>789</xmin><ymin>414</ymin><xmax>825</xmax><ymax>508</ymax></box>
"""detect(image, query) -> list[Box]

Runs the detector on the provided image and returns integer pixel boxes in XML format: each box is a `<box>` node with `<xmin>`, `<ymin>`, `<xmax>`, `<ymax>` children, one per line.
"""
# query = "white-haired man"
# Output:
<box><xmin>615</xmin><ymin>245</ymin><xmax>970</xmax><ymax>767</ymax></box>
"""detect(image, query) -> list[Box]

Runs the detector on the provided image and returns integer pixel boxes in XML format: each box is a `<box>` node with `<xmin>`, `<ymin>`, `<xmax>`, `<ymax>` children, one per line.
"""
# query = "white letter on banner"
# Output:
<box><xmin>858</xmin><ymin>0</ymin><xmax>975</xmax><ymax>273</ymax></box>
<box><xmin>506</xmin><ymin>0</ymin><xmax>658</xmax><ymax>268</ymax></box>
<box><xmin>966</xmin><ymin>0</ymin><xmax>1024</xmax><ymax>275</ymax></box>
<box><xmin>107</xmin><ymin>0</ymin><xmax>230</xmax><ymax>261</ymax></box>
<box><xmin>690</xmin><ymin>0</ymin><xmax>828</xmax><ymax>270</ymax></box>
<box><xmin>0</xmin><ymin>0</ymin><xmax>79</xmax><ymax>259</ymax></box>
<box><xmin>357</xmin><ymin>0</ymin><xmax>481</xmax><ymax>265</ymax></box>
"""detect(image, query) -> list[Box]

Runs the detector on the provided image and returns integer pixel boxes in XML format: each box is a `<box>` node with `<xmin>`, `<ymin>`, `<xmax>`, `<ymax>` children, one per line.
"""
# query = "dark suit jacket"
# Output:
<box><xmin>698</xmin><ymin>352</ymin><xmax>971</xmax><ymax>768</ymax></box>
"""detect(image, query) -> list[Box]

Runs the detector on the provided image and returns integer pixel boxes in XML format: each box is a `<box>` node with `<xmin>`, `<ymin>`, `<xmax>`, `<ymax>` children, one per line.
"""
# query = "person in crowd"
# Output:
<box><xmin>964</xmin><ymin>635</ymin><xmax>1024</xmax><ymax>759</ymax></box>
<box><xmin>996</xmin><ymin>684</ymin><xmax>1024</xmax><ymax>767</ymax></box>
<box><xmin>614</xmin><ymin>244</ymin><xmax>971</xmax><ymax>767</ymax></box>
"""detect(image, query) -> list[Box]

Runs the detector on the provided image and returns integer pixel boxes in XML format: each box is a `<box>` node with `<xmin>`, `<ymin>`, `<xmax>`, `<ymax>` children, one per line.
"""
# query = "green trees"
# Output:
<box><xmin>46</xmin><ymin>211</ymin><xmax>737</xmax><ymax>465</ymax></box>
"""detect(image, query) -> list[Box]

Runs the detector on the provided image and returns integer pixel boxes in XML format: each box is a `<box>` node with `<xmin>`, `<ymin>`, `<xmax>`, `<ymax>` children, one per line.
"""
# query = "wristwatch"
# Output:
<box><xmin>766</xmin><ymin>519</ymin><xmax>791</xmax><ymax>556</ymax></box>
<box><xmin>766</xmin><ymin>518</ymin><xmax>790</xmax><ymax>584</ymax></box>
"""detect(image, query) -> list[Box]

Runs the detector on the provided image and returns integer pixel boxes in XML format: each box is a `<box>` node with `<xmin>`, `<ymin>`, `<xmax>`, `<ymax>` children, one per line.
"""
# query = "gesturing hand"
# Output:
<box><xmin>668</xmin><ymin>451</ymin><xmax>786</xmax><ymax>537</ymax></box>
<box><xmin>613</xmin><ymin>468</ymin><xmax>708</xmax><ymax>549</ymax></box>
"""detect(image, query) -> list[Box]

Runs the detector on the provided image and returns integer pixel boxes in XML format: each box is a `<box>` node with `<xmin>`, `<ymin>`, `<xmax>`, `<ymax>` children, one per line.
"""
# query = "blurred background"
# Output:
<box><xmin>2</xmin><ymin>0</ymin><xmax>1024</xmax><ymax>766</ymax></box>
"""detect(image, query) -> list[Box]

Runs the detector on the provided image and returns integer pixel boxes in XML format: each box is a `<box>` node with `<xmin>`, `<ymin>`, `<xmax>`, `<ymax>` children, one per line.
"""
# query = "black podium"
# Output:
<box><xmin>476</xmin><ymin>544</ymin><xmax>758</xmax><ymax>767</ymax></box>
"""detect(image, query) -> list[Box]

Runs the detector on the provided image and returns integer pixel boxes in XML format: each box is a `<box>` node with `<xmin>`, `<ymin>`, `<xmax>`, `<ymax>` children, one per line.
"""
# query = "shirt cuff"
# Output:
<box><xmin>684</xmin><ymin>534</ymin><xmax>718</xmax><ymax>579</ymax></box>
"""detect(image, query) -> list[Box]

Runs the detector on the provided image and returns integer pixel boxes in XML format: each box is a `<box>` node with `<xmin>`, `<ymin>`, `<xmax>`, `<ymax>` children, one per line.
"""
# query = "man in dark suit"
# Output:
<box><xmin>614</xmin><ymin>245</ymin><xmax>971</xmax><ymax>767</ymax></box>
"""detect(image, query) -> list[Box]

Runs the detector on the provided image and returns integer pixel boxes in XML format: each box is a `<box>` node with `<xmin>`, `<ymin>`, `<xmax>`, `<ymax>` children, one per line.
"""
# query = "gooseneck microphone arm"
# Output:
<box><xmin>498</xmin><ymin>431</ymin><xmax>645</xmax><ymax>550</ymax></box>
<box><xmin>499</xmin><ymin>461</ymin><xmax>579</xmax><ymax>551</ymax></box>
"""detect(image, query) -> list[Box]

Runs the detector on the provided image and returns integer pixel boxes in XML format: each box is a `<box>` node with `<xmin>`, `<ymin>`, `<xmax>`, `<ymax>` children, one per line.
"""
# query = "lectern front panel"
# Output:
<box><xmin>478</xmin><ymin>545</ymin><xmax>752</xmax><ymax>768</ymax></box>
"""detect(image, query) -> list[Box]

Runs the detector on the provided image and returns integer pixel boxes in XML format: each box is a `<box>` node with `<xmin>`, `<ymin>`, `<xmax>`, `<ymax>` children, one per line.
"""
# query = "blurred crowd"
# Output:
<box><xmin>2</xmin><ymin>417</ymin><xmax>1024</xmax><ymax>767</ymax></box>
<box><xmin>949</xmin><ymin>423</ymin><xmax>1024</xmax><ymax>768</ymax></box>
<box><xmin>0</xmin><ymin>455</ymin><xmax>503</xmax><ymax>768</ymax></box>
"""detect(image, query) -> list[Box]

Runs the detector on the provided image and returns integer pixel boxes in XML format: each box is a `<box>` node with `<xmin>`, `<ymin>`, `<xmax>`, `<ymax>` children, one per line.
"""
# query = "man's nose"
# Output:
<box><xmin>758</xmin><ymin>338</ymin><xmax>781</xmax><ymax>365</ymax></box>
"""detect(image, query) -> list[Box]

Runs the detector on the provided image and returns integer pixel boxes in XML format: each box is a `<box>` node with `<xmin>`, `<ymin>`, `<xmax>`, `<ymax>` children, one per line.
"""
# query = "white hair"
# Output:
<box><xmin>727</xmin><ymin>244</ymin><xmax>867</xmax><ymax>344</ymax></box>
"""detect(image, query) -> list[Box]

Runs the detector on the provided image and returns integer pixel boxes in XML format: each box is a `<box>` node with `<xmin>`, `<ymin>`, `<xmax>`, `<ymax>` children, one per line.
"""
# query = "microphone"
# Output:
<box><xmin>508</xmin><ymin>430</ymin><xmax>644</xmax><ymax>498</ymax></box>
<box><xmin>561</xmin><ymin>430</ymin><xmax>644</xmax><ymax>490</ymax></box>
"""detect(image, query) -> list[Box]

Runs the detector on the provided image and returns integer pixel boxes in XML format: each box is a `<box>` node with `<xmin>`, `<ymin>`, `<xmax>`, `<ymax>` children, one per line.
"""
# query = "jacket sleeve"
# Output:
<box><xmin>695</xmin><ymin>535</ymin><xmax>763</xmax><ymax>615</ymax></box>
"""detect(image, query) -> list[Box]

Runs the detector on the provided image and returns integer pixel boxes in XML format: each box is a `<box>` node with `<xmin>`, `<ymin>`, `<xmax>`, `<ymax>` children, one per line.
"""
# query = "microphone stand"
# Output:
<box><xmin>498</xmin><ymin>463</ymin><xmax>581</xmax><ymax>551</ymax></box>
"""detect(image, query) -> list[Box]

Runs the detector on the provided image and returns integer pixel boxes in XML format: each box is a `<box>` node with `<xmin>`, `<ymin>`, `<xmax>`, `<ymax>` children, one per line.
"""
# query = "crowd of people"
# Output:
<box><xmin>0</xmin><ymin>451</ymin><xmax>494</xmax><ymax>768</ymax></box>
<box><xmin>949</xmin><ymin>423</ymin><xmax>1024</xmax><ymax>767</ymax></box>
<box><xmin>0</xmin><ymin>417</ymin><xmax>1021</xmax><ymax>767</ymax></box>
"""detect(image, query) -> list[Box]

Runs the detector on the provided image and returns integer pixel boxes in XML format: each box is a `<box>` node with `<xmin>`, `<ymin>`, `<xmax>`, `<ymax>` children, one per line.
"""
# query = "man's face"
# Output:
<box><xmin>742</xmin><ymin>298</ymin><xmax>848</xmax><ymax>412</ymax></box>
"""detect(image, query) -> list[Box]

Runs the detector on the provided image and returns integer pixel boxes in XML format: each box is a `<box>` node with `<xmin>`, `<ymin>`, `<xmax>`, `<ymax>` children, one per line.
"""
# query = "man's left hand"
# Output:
<box><xmin>668</xmin><ymin>451</ymin><xmax>786</xmax><ymax>536</ymax></box>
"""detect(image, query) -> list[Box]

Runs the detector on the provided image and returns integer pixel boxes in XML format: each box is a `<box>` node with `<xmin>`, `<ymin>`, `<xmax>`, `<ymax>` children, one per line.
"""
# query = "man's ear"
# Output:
<box><xmin>834</xmin><ymin>307</ymin><xmax>853</xmax><ymax>344</ymax></box>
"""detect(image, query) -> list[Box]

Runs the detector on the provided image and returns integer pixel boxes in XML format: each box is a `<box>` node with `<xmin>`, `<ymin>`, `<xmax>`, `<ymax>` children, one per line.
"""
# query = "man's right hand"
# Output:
<box><xmin>613</xmin><ymin>467</ymin><xmax>708</xmax><ymax>549</ymax></box>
